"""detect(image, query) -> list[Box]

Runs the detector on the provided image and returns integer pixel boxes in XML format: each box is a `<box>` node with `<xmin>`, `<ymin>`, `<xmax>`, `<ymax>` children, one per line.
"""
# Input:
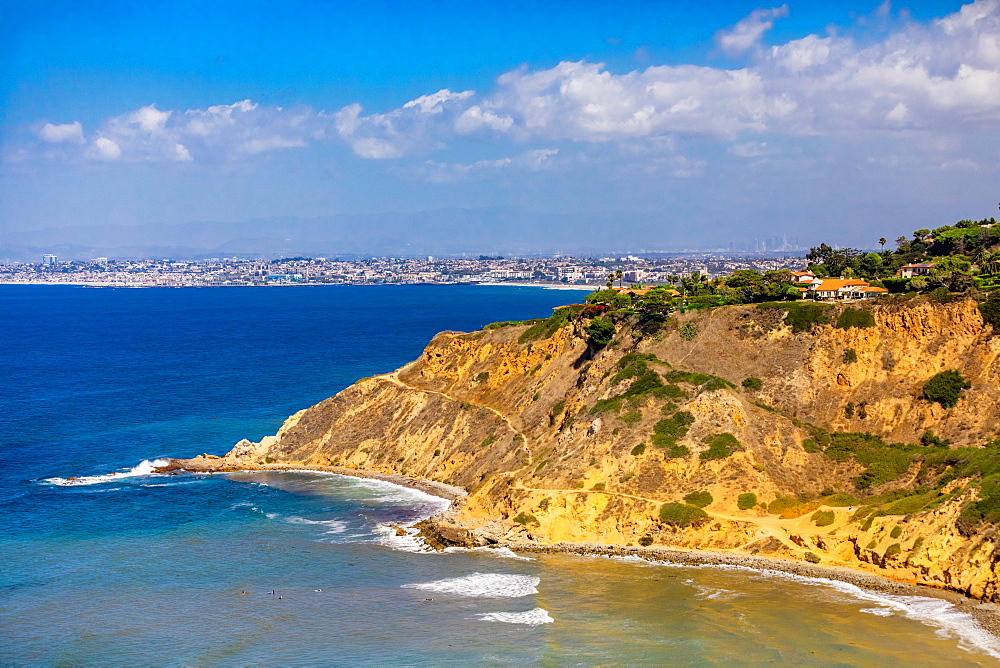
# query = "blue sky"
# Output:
<box><xmin>2</xmin><ymin>0</ymin><xmax>998</xmax><ymax>256</ymax></box>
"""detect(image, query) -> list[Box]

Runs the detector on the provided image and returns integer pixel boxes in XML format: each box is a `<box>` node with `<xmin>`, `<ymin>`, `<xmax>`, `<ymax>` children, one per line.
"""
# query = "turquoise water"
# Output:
<box><xmin>2</xmin><ymin>285</ymin><xmax>999</xmax><ymax>664</ymax></box>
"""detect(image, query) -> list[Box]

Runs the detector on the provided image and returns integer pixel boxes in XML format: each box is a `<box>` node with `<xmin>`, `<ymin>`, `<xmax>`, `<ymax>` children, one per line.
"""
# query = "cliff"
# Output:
<box><xmin>178</xmin><ymin>296</ymin><xmax>1000</xmax><ymax>601</ymax></box>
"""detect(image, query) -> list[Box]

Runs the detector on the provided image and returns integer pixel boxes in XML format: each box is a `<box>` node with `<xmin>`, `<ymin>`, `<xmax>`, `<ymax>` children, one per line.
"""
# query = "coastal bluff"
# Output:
<box><xmin>170</xmin><ymin>296</ymin><xmax>1000</xmax><ymax>601</ymax></box>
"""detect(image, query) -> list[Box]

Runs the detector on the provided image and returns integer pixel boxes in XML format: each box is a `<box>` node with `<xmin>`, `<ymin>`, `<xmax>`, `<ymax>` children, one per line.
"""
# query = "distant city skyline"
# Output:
<box><xmin>2</xmin><ymin>0</ymin><xmax>998</xmax><ymax>255</ymax></box>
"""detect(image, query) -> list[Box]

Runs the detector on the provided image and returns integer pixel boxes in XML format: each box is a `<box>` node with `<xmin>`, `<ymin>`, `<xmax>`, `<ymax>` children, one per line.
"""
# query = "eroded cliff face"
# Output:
<box><xmin>204</xmin><ymin>297</ymin><xmax>1000</xmax><ymax>600</ymax></box>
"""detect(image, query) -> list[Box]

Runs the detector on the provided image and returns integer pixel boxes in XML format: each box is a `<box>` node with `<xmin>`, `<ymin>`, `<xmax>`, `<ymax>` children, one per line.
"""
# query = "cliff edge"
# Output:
<box><xmin>176</xmin><ymin>296</ymin><xmax>1000</xmax><ymax>601</ymax></box>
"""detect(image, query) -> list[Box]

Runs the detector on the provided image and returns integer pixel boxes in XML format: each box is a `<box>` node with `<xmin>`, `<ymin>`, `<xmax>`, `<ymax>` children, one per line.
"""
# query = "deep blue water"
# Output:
<box><xmin>2</xmin><ymin>284</ymin><xmax>999</xmax><ymax>665</ymax></box>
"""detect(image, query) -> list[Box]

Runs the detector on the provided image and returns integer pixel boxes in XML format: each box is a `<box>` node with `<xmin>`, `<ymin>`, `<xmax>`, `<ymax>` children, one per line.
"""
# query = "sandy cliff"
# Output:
<box><xmin>178</xmin><ymin>296</ymin><xmax>1000</xmax><ymax>601</ymax></box>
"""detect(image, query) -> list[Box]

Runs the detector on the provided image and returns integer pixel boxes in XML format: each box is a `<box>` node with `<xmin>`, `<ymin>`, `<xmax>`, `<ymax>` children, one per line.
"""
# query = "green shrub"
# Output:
<box><xmin>700</xmin><ymin>433</ymin><xmax>742</xmax><ymax>460</ymax></box>
<box><xmin>890</xmin><ymin>525</ymin><xmax>902</xmax><ymax>538</ymax></box>
<box><xmin>638</xmin><ymin>535</ymin><xmax>654</xmax><ymax>547</ymax></box>
<box><xmin>811</xmin><ymin>510</ymin><xmax>836</xmax><ymax>527</ymax></box>
<box><xmin>480</xmin><ymin>434</ymin><xmax>497</xmax><ymax>448</ymax></box>
<box><xmin>738</xmin><ymin>492</ymin><xmax>758</xmax><ymax>510</ymax></box>
<box><xmin>512</xmin><ymin>512</ymin><xmax>539</xmax><ymax>525</ymax></box>
<box><xmin>665</xmin><ymin>370</ymin><xmax>735</xmax><ymax>391</ymax></box>
<box><xmin>659</xmin><ymin>503</ymin><xmax>709</xmax><ymax>527</ymax></box>
<box><xmin>842</xmin><ymin>348</ymin><xmax>858</xmax><ymax>364</ymax></box>
<box><xmin>538</xmin><ymin>498</ymin><xmax>550</xmax><ymax>511</ymax></box>
<box><xmin>475</xmin><ymin>371</ymin><xmax>490</xmax><ymax>383</ymax></box>
<box><xmin>782</xmin><ymin>302</ymin><xmax>832</xmax><ymax>333</ymax></box>
<box><xmin>742</xmin><ymin>377</ymin><xmax>763</xmax><ymax>391</ymax></box>
<box><xmin>679</xmin><ymin>322</ymin><xmax>698</xmax><ymax>341</ymax></box>
<box><xmin>928</xmin><ymin>286</ymin><xmax>951</xmax><ymax>303</ymax></box>
<box><xmin>980</xmin><ymin>290</ymin><xmax>1000</xmax><ymax>329</ymax></box>
<box><xmin>660</xmin><ymin>401</ymin><xmax>679</xmax><ymax>415</ymax></box>
<box><xmin>805</xmin><ymin>552</ymin><xmax>822</xmax><ymax>564</ymax></box>
<box><xmin>884</xmin><ymin>543</ymin><xmax>902</xmax><ymax>559</ymax></box>
<box><xmin>683</xmin><ymin>490</ymin><xmax>713</xmax><ymax>508</ymax></box>
<box><xmin>844</xmin><ymin>402</ymin><xmax>855</xmax><ymax>418</ymax></box>
<box><xmin>923</xmin><ymin>369</ymin><xmax>971</xmax><ymax>408</ymax></box>
<box><xmin>836</xmin><ymin>308</ymin><xmax>876</xmax><ymax>329</ymax></box>
<box><xmin>585</xmin><ymin>316</ymin><xmax>616</xmax><ymax>346</ymax></box>
<box><xmin>591</xmin><ymin>397</ymin><xmax>623</xmax><ymax>414</ymax></box>
<box><xmin>592</xmin><ymin>482</ymin><xmax>606</xmax><ymax>492</ymax></box>
<box><xmin>631</xmin><ymin>443</ymin><xmax>646</xmax><ymax>456</ymax></box>
<box><xmin>802</xmin><ymin>438</ymin><xmax>821</xmax><ymax>453</ymax></box>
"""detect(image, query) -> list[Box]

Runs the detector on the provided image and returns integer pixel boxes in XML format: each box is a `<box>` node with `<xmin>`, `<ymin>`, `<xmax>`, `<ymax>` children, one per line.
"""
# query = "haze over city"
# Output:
<box><xmin>2</xmin><ymin>0</ymin><xmax>998</xmax><ymax>260</ymax></box>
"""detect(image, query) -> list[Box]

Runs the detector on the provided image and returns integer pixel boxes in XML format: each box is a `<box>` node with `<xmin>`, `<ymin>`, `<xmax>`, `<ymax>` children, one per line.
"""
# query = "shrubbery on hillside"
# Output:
<box><xmin>659</xmin><ymin>503</ymin><xmax>708</xmax><ymax>527</ymax></box>
<box><xmin>923</xmin><ymin>369</ymin><xmax>971</xmax><ymax>408</ymax></box>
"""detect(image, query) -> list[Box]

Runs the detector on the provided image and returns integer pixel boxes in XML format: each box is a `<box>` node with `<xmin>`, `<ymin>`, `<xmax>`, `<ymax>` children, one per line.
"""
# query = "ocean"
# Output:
<box><xmin>2</xmin><ymin>284</ymin><xmax>998</xmax><ymax>665</ymax></box>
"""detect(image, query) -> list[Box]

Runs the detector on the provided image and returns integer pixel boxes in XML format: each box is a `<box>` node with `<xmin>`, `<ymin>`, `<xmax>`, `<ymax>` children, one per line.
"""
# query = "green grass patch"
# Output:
<box><xmin>485</xmin><ymin>319</ymin><xmax>533</xmax><ymax>330</ymax></box>
<box><xmin>618</xmin><ymin>410</ymin><xmax>642</xmax><ymax>426</ymax></box>
<box><xmin>823</xmin><ymin>432</ymin><xmax>914</xmax><ymax>490</ymax></box>
<box><xmin>836</xmin><ymin>308</ymin><xmax>876</xmax><ymax>329</ymax></box>
<box><xmin>519</xmin><ymin>308</ymin><xmax>573</xmax><ymax>344</ymax></box>
<box><xmin>631</xmin><ymin>443</ymin><xmax>646</xmax><ymax>456</ymax></box>
<box><xmin>590</xmin><ymin>397</ymin><xmax>623</xmax><ymax>414</ymax></box>
<box><xmin>480</xmin><ymin>434</ymin><xmax>497</xmax><ymax>448</ymax></box>
<box><xmin>742</xmin><ymin>377</ymin><xmax>762</xmax><ymax>391</ymax></box>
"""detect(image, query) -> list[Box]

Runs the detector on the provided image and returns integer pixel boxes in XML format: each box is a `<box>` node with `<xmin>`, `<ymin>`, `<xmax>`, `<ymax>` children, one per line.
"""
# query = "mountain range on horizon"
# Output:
<box><xmin>1</xmin><ymin>207</ymin><xmax>802</xmax><ymax>262</ymax></box>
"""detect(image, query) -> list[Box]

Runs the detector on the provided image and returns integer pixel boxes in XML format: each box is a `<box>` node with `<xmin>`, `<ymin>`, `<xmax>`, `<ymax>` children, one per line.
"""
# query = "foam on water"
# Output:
<box><xmin>374</xmin><ymin>523</ymin><xmax>434</xmax><ymax>553</ymax></box>
<box><xmin>442</xmin><ymin>546</ymin><xmax>535</xmax><ymax>561</ymax></box>
<box><xmin>42</xmin><ymin>459</ymin><xmax>170</xmax><ymax>486</ymax></box>
<box><xmin>402</xmin><ymin>573</ymin><xmax>540</xmax><ymax>598</ymax></box>
<box><xmin>475</xmin><ymin>608</ymin><xmax>554</xmax><ymax>625</ymax></box>
<box><xmin>286</xmin><ymin>516</ymin><xmax>349</xmax><ymax>534</ymax></box>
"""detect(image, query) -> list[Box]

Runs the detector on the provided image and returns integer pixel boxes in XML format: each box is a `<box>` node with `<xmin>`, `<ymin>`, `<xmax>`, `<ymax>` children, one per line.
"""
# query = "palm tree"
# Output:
<box><xmin>879</xmin><ymin>237</ymin><xmax>887</xmax><ymax>250</ymax></box>
<box><xmin>615</xmin><ymin>270</ymin><xmax>623</xmax><ymax>288</ymax></box>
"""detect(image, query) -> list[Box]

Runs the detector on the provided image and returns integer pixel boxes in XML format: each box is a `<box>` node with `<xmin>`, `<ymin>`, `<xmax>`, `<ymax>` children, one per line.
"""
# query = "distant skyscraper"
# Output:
<box><xmin>42</xmin><ymin>254</ymin><xmax>58</xmax><ymax>265</ymax></box>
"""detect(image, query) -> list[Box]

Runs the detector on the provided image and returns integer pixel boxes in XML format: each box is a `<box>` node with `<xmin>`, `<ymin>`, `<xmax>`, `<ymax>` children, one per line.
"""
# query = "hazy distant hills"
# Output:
<box><xmin>2</xmin><ymin>208</ymin><xmax>690</xmax><ymax>261</ymax></box>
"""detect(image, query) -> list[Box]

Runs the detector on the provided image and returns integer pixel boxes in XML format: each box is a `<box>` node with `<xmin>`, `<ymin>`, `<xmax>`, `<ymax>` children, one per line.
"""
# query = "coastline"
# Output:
<box><xmin>0</xmin><ymin>280</ymin><xmax>597</xmax><ymax>290</ymax></box>
<box><xmin>163</xmin><ymin>457</ymin><xmax>1000</xmax><ymax>639</ymax></box>
<box><xmin>159</xmin><ymin>458</ymin><xmax>467</xmax><ymax>501</ymax></box>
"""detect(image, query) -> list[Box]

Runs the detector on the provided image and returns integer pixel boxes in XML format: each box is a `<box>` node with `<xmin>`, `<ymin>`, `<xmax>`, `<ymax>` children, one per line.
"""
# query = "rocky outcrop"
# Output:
<box><xmin>185</xmin><ymin>296</ymin><xmax>1000</xmax><ymax>601</ymax></box>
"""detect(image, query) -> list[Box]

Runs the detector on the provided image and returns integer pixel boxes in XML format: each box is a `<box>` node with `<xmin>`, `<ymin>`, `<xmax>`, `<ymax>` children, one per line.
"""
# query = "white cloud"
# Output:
<box><xmin>334</xmin><ymin>90</ymin><xmax>477</xmax><ymax>158</ymax></box>
<box><xmin>715</xmin><ymin>5</ymin><xmax>789</xmax><ymax>56</ymax></box>
<box><xmin>38</xmin><ymin>121</ymin><xmax>84</xmax><ymax>144</ymax></box>
<box><xmin>402</xmin><ymin>89</ymin><xmax>474</xmax><ymax>114</ymax></box>
<box><xmin>22</xmin><ymin>0</ymin><xmax>1000</xmax><ymax>167</ymax></box>
<box><xmin>92</xmin><ymin>137</ymin><xmax>121</xmax><ymax>160</ymax></box>
<box><xmin>455</xmin><ymin>105</ymin><xmax>514</xmax><ymax>133</ymax></box>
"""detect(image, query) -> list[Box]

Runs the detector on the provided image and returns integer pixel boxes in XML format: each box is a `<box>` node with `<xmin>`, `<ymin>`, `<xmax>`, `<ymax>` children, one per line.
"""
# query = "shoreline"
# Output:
<box><xmin>164</xmin><ymin>457</ymin><xmax>1000</xmax><ymax>638</ymax></box>
<box><xmin>159</xmin><ymin>458</ymin><xmax>467</xmax><ymax>501</ymax></box>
